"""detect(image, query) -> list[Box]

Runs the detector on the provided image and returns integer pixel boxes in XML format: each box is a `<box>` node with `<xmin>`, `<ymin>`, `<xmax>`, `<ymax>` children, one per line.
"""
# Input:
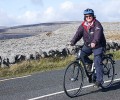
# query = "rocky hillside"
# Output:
<box><xmin>0</xmin><ymin>21</ymin><xmax>120</xmax><ymax>59</ymax></box>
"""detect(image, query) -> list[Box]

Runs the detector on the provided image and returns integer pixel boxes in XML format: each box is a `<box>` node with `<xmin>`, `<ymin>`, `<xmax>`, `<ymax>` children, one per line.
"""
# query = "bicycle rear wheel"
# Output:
<box><xmin>63</xmin><ymin>61</ymin><xmax>84</xmax><ymax>98</ymax></box>
<box><xmin>101</xmin><ymin>57</ymin><xmax>115</xmax><ymax>89</ymax></box>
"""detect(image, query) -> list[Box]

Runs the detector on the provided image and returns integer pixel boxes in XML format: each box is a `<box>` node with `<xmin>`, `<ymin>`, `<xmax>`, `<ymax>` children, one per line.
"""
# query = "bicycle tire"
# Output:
<box><xmin>63</xmin><ymin>61</ymin><xmax>84</xmax><ymax>98</ymax></box>
<box><xmin>101</xmin><ymin>57</ymin><xmax>115</xmax><ymax>89</ymax></box>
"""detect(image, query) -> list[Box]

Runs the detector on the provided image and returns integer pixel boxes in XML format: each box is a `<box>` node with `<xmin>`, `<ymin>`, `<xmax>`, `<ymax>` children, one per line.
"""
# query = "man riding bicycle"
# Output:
<box><xmin>70</xmin><ymin>8</ymin><xmax>106</xmax><ymax>87</ymax></box>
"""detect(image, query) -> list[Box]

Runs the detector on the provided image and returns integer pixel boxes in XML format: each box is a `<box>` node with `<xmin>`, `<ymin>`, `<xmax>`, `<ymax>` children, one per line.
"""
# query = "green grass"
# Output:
<box><xmin>0</xmin><ymin>56</ymin><xmax>75</xmax><ymax>78</ymax></box>
<box><xmin>109</xmin><ymin>50</ymin><xmax>120</xmax><ymax>60</ymax></box>
<box><xmin>0</xmin><ymin>50</ymin><xmax>120</xmax><ymax>78</ymax></box>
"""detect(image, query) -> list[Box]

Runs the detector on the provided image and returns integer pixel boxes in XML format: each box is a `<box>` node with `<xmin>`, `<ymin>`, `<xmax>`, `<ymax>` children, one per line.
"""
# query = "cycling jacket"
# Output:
<box><xmin>70</xmin><ymin>19</ymin><xmax>106</xmax><ymax>48</ymax></box>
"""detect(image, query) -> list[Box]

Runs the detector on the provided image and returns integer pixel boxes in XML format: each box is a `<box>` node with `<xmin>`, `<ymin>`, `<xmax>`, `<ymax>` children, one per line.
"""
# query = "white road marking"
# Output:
<box><xmin>0</xmin><ymin>75</ymin><xmax>31</xmax><ymax>82</ymax></box>
<box><xmin>28</xmin><ymin>78</ymin><xmax>120</xmax><ymax>100</ymax></box>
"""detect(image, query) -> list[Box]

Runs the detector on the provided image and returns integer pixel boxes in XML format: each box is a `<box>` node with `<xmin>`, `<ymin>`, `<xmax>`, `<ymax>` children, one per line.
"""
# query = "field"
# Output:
<box><xmin>0</xmin><ymin>21</ymin><xmax>120</xmax><ymax>78</ymax></box>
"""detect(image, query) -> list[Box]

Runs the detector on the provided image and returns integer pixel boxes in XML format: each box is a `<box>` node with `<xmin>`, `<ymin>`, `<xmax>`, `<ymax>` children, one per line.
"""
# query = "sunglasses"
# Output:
<box><xmin>85</xmin><ymin>15</ymin><xmax>93</xmax><ymax>18</ymax></box>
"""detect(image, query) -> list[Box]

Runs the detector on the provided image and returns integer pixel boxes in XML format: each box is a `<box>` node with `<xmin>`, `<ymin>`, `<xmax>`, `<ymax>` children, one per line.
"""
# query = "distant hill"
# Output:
<box><xmin>0</xmin><ymin>21</ymin><xmax>120</xmax><ymax>40</ymax></box>
<box><xmin>8</xmin><ymin>21</ymin><xmax>81</xmax><ymax>29</ymax></box>
<box><xmin>0</xmin><ymin>26</ymin><xmax>8</xmax><ymax>29</ymax></box>
<box><xmin>0</xmin><ymin>21</ymin><xmax>81</xmax><ymax>35</ymax></box>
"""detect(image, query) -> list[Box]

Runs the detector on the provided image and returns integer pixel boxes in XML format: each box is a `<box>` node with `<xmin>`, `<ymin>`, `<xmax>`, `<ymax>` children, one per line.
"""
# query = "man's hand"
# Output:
<box><xmin>91</xmin><ymin>43</ymin><xmax>96</xmax><ymax>48</ymax></box>
<box><xmin>67</xmin><ymin>42</ymin><xmax>74</xmax><ymax>46</ymax></box>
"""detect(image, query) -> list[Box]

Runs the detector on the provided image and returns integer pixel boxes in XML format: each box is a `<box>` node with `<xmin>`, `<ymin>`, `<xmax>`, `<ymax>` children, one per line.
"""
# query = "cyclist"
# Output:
<box><xmin>70</xmin><ymin>8</ymin><xmax>106</xmax><ymax>87</ymax></box>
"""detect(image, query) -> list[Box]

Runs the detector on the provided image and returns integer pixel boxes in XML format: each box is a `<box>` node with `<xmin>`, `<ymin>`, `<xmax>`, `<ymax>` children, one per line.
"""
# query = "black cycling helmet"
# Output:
<box><xmin>84</xmin><ymin>8</ymin><xmax>94</xmax><ymax>16</ymax></box>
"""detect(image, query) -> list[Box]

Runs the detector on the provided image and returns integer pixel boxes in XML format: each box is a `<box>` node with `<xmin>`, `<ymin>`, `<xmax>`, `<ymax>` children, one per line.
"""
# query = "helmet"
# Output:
<box><xmin>84</xmin><ymin>8</ymin><xmax>94</xmax><ymax>15</ymax></box>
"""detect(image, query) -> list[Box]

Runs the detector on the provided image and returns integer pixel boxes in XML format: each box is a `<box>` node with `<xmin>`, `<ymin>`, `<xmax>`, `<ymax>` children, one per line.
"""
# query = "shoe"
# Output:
<box><xmin>86</xmin><ymin>64</ymin><xmax>92</xmax><ymax>72</ymax></box>
<box><xmin>93</xmin><ymin>81</ymin><xmax>102</xmax><ymax>88</ymax></box>
<box><xmin>88</xmin><ymin>73</ymin><xmax>96</xmax><ymax>83</ymax></box>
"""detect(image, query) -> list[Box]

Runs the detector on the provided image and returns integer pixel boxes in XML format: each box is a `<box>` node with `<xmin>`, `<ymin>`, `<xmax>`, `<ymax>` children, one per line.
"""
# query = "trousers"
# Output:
<box><xmin>80</xmin><ymin>45</ymin><xmax>104</xmax><ymax>83</ymax></box>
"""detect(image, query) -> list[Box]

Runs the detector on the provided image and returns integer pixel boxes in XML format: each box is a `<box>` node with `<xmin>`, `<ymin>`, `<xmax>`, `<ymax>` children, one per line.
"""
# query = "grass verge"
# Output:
<box><xmin>0</xmin><ymin>56</ymin><xmax>75</xmax><ymax>78</ymax></box>
<box><xmin>0</xmin><ymin>51</ymin><xmax>120</xmax><ymax>78</ymax></box>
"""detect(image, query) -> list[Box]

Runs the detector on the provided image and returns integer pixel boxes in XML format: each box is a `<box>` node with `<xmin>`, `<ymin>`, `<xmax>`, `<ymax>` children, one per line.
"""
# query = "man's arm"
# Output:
<box><xmin>70</xmin><ymin>25</ymin><xmax>84</xmax><ymax>46</ymax></box>
<box><xmin>91</xmin><ymin>23</ymin><xmax>103</xmax><ymax>47</ymax></box>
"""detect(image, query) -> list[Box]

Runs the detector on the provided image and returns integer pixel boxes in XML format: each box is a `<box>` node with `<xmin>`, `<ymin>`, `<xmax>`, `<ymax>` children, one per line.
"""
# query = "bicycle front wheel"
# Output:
<box><xmin>101</xmin><ymin>57</ymin><xmax>115</xmax><ymax>89</ymax></box>
<box><xmin>63</xmin><ymin>61</ymin><xmax>84</xmax><ymax>98</ymax></box>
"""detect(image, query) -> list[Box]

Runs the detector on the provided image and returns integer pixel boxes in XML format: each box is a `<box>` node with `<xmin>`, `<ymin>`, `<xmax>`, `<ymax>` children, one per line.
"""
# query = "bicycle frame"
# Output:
<box><xmin>75</xmin><ymin>52</ymin><xmax>95</xmax><ymax>83</ymax></box>
<box><xmin>71</xmin><ymin>44</ymin><xmax>115</xmax><ymax>83</ymax></box>
<box><xmin>63</xmin><ymin>45</ymin><xmax>116</xmax><ymax>98</ymax></box>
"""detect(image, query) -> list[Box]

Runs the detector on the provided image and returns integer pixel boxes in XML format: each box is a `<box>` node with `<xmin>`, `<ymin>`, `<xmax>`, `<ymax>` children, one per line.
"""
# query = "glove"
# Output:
<box><xmin>68</xmin><ymin>41</ymin><xmax>74</xmax><ymax>46</ymax></box>
<box><xmin>70</xmin><ymin>42</ymin><xmax>74</xmax><ymax>46</ymax></box>
<box><xmin>67</xmin><ymin>42</ymin><xmax>74</xmax><ymax>46</ymax></box>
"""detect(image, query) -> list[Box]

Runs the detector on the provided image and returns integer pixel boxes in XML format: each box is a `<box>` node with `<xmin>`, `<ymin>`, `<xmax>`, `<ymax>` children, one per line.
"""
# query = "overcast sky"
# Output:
<box><xmin>0</xmin><ymin>0</ymin><xmax>120</xmax><ymax>26</ymax></box>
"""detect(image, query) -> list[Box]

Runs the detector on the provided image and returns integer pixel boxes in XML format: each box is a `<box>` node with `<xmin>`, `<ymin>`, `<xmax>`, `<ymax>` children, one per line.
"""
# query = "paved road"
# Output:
<box><xmin>0</xmin><ymin>61</ymin><xmax>120</xmax><ymax>100</ymax></box>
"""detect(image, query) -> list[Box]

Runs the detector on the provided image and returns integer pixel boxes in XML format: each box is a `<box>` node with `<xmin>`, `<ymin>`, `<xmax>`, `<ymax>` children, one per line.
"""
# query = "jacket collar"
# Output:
<box><xmin>82</xmin><ymin>19</ymin><xmax>96</xmax><ymax>32</ymax></box>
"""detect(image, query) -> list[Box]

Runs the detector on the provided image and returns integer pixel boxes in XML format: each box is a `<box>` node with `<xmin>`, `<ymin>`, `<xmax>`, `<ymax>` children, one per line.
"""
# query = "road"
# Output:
<box><xmin>0</xmin><ymin>61</ymin><xmax>120</xmax><ymax>100</ymax></box>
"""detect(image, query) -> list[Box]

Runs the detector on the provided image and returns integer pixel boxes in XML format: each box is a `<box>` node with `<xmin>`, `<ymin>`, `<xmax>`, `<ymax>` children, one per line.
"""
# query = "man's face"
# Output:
<box><xmin>85</xmin><ymin>14</ymin><xmax>94</xmax><ymax>23</ymax></box>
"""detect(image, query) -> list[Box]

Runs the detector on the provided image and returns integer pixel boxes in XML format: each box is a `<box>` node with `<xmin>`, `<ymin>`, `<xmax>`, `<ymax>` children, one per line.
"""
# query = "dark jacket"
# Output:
<box><xmin>71</xmin><ymin>19</ymin><xmax>106</xmax><ymax>48</ymax></box>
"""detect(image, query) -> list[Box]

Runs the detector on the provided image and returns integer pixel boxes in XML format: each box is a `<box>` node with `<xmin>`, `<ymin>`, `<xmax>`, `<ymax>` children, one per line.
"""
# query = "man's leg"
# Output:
<box><xmin>93</xmin><ymin>47</ymin><xmax>104</xmax><ymax>87</ymax></box>
<box><xmin>80</xmin><ymin>45</ymin><xmax>93</xmax><ymax>82</ymax></box>
<box><xmin>80</xmin><ymin>45</ymin><xmax>92</xmax><ymax>64</ymax></box>
<box><xmin>94</xmin><ymin>54</ymin><xmax>103</xmax><ymax>82</ymax></box>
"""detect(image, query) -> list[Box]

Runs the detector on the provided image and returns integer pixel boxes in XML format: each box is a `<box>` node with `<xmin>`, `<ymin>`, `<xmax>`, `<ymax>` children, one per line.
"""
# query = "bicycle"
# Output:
<box><xmin>63</xmin><ymin>45</ymin><xmax>115</xmax><ymax>98</ymax></box>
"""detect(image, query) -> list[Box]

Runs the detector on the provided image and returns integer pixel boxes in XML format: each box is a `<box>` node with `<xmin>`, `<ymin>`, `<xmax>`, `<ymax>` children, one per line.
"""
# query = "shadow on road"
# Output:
<box><xmin>75</xmin><ymin>81</ymin><xmax>120</xmax><ymax>98</ymax></box>
<box><xmin>102</xmin><ymin>81</ymin><xmax>120</xmax><ymax>92</ymax></box>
